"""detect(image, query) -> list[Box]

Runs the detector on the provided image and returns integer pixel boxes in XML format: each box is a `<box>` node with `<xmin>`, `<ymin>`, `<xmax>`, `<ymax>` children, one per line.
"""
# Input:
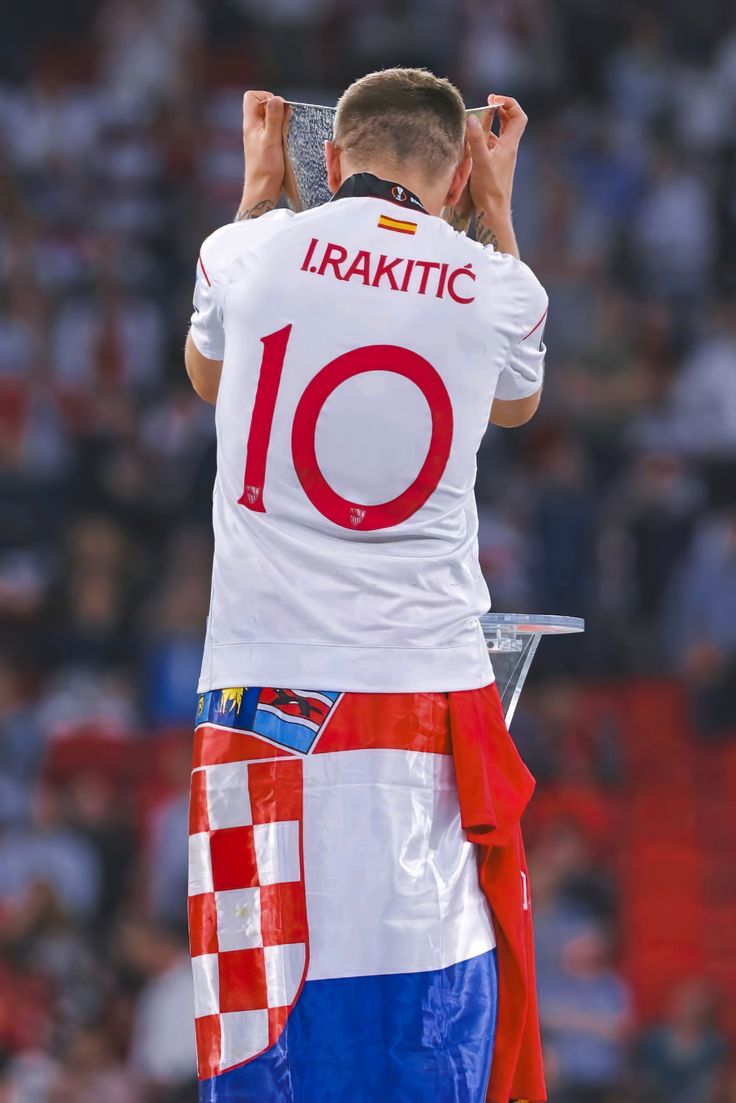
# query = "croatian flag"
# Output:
<box><xmin>189</xmin><ymin>687</ymin><xmax>499</xmax><ymax>1103</ymax></box>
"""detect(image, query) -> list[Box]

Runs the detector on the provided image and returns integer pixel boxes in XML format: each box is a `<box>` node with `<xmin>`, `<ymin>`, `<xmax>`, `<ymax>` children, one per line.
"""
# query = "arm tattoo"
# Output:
<box><xmin>474</xmin><ymin>210</ymin><xmax>499</xmax><ymax>249</ymax></box>
<box><xmin>235</xmin><ymin>198</ymin><xmax>276</xmax><ymax>222</ymax></box>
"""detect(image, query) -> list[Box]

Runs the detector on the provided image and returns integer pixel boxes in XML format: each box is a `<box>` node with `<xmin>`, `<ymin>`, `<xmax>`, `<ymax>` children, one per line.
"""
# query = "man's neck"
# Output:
<box><xmin>333</xmin><ymin>172</ymin><xmax>435</xmax><ymax>216</ymax></box>
<box><xmin>340</xmin><ymin>165</ymin><xmax>439</xmax><ymax>214</ymax></box>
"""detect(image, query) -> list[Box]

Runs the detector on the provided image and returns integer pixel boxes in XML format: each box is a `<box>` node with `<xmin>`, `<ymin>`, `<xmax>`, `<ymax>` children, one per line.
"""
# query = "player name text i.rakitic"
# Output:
<box><xmin>300</xmin><ymin>237</ymin><xmax>477</xmax><ymax>303</ymax></box>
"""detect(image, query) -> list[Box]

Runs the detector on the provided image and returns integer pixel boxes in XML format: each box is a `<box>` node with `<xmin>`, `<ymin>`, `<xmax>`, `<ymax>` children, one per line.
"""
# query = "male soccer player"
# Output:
<box><xmin>185</xmin><ymin>68</ymin><xmax>547</xmax><ymax>1103</ymax></box>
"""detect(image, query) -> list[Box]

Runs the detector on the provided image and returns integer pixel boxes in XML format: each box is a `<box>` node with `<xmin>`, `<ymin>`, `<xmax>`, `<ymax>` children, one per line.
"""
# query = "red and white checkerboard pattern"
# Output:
<box><xmin>188</xmin><ymin>752</ymin><xmax>308</xmax><ymax>1079</ymax></box>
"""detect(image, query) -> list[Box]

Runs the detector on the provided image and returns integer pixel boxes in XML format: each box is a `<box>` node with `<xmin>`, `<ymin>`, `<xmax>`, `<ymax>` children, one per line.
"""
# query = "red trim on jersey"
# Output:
<box><xmin>198</xmin><ymin>255</ymin><xmax>212</xmax><ymax>287</ymax></box>
<box><xmin>521</xmin><ymin>308</ymin><xmax>548</xmax><ymax>343</ymax></box>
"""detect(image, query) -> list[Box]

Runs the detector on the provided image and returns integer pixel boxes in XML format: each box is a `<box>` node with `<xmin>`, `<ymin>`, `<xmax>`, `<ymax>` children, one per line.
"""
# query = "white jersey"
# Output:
<box><xmin>191</xmin><ymin>174</ymin><xmax>547</xmax><ymax>693</ymax></box>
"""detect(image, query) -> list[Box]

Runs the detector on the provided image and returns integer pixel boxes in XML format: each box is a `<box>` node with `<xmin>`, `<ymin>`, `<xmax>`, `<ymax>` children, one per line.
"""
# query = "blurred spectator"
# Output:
<box><xmin>459</xmin><ymin>0</ymin><xmax>560</xmax><ymax>102</ymax></box>
<box><xmin>600</xmin><ymin>450</ymin><xmax>704</xmax><ymax>670</ymax></box>
<box><xmin>666</xmin><ymin>300</ymin><xmax>736</xmax><ymax>459</ymax></box>
<box><xmin>531</xmin><ymin>816</ymin><xmax>615</xmax><ymax>989</ymax></box>
<box><xmin>477</xmin><ymin>498</ymin><xmax>533</xmax><ymax>611</ymax></box>
<box><xmin>636</xmin><ymin>979</ymin><xmax>727</xmax><ymax>1103</ymax></box>
<box><xmin>0</xmin><ymin>1049</ymin><xmax>61</xmax><ymax>1102</ymax></box>
<box><xmin>124</xmin><ymin>923</ymin><xmax>197</xmax><ymax>1095</ymax></box>
<box><xmin>540</xmin><ymin>924</ymin><xmax>633</xmax><ymax>1103</ymax></box>
<box><xmin>0</xmin><ymin>660</ymin><xmax>45</xmax><ymax>827</ymax></box>
<box><xmin>65</xmin><ymin>772</ymin><xmax>136</xmax><ymax>926</ymax></box>
<box><xmin>40</xmin><ymin>516</ymin><xmax>137</xmax><ymax>672</ymax></box>
<box><xmin>670</xmin><ymin>511</ymin><xmax>736</xmax><ymax>737</ymax></box>
<box><xmin>96</xmin><ymin>0</ymin><xmax>202</xmax><ymax>116</ymax></box>
<box><xmin>630</xmin><ymin>152</ymin><xmax>715</xmax><ymax>303</ymax></box>
<box><xmin>0</xmin><ymin>783</ymin><xmax>100</xmax><ymax>922</ymax></box>
<box><xmin>141</xmin><ymin>527</ymin><xmax>212</xmax><ymax>726</ymax></box>
<box><xmin>1</xmin><ymin>60</ymin><xmax>102</xmax><ymax>178</ymax></box>
<box><xmin>718</xmin><ymin>1065</ymin><xmax>736</xmax><ymax>1103</ymax></box>
<box><xmin>552</xmin><ymin>293</ymin><xmax>668</xmax><ymax>439</ymax></box>
<box><xmin>146</xmin><ymin>736</ymin><xmax>191</xmax><ymax>927</ymax></box>
<box><xmin>526</xmin><ymin>428</ymin><xmax>596</xmax><ymax>621</ymax></box>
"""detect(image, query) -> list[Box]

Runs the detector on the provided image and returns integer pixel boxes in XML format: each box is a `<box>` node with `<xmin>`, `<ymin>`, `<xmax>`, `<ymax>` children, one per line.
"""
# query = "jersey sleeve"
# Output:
<box><xmin>494</xmin><ymin>260</ymin><xmax>548</xmax><ymax>401</ymax></box>
<box><xmin>190</xmin><ymin>232</ymin><xmax>229</xmax><ymax>361</ymax></box>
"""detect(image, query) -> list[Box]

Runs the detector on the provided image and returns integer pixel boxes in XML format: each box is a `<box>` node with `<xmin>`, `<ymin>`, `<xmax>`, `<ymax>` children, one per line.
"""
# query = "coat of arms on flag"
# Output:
<box><xmin>199</xmin><ymin>686</ymin><xmax>342</xmax><ymax>754</ymax></box>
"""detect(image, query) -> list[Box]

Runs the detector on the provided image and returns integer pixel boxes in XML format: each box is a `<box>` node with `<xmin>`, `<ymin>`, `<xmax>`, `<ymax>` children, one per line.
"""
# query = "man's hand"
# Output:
<box><xmin>236</xmin><ymin>91</ymin><xmax>289</xmax><ymax>222</ymax></box>
<box><xmin>467</xmin><ymin>94</ymin><xmax>527</xmax><ymax>212</ymax></box>
<box><xmin>465</xmin><ymin>94</ymin><xmax>528</xmax><ymax>258</ymax></box>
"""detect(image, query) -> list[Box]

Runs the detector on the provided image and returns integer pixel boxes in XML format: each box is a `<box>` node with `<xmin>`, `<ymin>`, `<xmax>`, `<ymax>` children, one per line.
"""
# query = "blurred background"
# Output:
<box><xmin>1</xmin><ymin>0</ymin><xmax>736</xmax><ymax>1100</ymax></box>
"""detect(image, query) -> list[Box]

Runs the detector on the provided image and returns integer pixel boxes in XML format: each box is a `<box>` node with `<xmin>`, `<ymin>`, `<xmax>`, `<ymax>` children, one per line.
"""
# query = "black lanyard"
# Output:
<box><xmin>331</xmin><ymin>173</ymin><xmax>428</xmax><ymax>215</ymax></box>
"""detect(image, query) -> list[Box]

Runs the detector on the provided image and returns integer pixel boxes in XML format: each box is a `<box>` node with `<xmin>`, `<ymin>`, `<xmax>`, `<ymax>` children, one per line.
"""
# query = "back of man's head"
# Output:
<box><xmin>334</xmin><ymin>68</ymin><xmax>466</xmax><ymax>180</ymax></box>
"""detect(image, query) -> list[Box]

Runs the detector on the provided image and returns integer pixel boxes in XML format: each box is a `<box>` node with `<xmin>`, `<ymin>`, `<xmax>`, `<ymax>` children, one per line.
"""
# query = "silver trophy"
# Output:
<box><xmin>284</xmin><ymin>101</ymin><xmax>492</xmax><ymax>232</ymax></box>
<box><xmin>283</xmin><ymin>102</ymin><xmax>335</xmax><ymax>211</ymax></box>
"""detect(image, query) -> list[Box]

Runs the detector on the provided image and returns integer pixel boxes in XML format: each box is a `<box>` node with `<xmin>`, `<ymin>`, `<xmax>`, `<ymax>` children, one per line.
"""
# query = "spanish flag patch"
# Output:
<box><xmin>377</xmin><ymin>213</ymin><xmax>417</xmax><ymax>235</ymax></box>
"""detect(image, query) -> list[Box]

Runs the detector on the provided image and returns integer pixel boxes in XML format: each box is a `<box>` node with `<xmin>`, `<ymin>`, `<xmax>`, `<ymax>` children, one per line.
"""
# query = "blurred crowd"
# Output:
<box><xmin>1</xmin><ymin>0</ymin><xmax>736</xmax><ymax>1100</ymax></box>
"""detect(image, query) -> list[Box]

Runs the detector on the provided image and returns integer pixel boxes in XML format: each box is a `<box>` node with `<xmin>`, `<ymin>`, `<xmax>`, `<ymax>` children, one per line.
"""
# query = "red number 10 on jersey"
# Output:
<box><xmin>239</xmin><ymin>325</ymin><xmax>454</xmax><ymax>531</ymax></box>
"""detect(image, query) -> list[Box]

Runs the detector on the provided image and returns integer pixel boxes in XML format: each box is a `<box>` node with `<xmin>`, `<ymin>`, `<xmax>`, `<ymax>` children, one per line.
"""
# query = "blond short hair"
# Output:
<box><xmin>334</xmin><ymin>67</ymin><xmax>466</xmax><ymax>176</ymax></box>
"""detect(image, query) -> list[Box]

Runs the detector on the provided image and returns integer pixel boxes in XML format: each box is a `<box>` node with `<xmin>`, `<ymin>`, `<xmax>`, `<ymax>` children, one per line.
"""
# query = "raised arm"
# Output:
<box><xmin>185</xmin><ymin>90</ymin><xmax>288</xmax><ymax>403</ymax></box>
<box><xmin>185</xmin><ymin>333</ymin><xmax>222</xmax><ymax>404</ymax></box>
<box><xmin>235</xmin><ymin>90</ymin><xmax>289</xmax><ymax>222</ymax></box>
<box><xmin>464</xmin><ymin>95</ymin><xmax>546</xmax><ymax>427</ymax></box>
<box><xmin>491</xmin><ymin>262</ymin><xmax>548</xmax><ymax>426</ymax></box>
<box><xmin>465</xmin><ymin>94</ymin><xmax>526</xmax><ymax>260</ymax></box>
<box><xmin>490</xmin><ymin>387</ymin><xmax>542</xmax><ymax>428</ymax></box>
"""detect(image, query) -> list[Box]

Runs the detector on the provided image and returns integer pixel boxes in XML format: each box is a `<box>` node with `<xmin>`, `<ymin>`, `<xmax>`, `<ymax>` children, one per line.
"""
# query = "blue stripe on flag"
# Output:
<box><xmin>199</xmin><ymin>949</ymin><xmax>497</xmax><ymax>1103</ymax></box>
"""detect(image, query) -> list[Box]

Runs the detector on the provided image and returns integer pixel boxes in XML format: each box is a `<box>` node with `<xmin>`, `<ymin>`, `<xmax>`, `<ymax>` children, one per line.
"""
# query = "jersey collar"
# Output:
<box><xmin>331</xmin><ymin>173</ymin><xmax>428</xmax><ymax>215</ymax></box>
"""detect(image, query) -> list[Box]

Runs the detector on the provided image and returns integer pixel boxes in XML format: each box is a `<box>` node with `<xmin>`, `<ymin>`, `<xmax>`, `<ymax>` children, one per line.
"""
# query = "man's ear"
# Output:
<box><xmin>444</xmin><ymin>145</ymin><xmax>473</xmax><ymax>208</ymax></box>
<box><xmin>325</xmin><ymin>140</ymin><xmax>343</xmax><ymax>195</ymax></box>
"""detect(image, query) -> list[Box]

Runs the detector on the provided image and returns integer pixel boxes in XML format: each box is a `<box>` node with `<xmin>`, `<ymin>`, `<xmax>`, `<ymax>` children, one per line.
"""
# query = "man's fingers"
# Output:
<box><xmin>497</xmin><ymin>106</ymin><xmax>527</xmax><ymax>143</ymax></box>
<box><xmin>245</xmin><ymin>90</ymin><xmax>275</xmax><ymax>104</ymax></box>
<box><xmin>281</xmin><ymin>102</ymin><xmax>292</xmax><ymax>142</ymax></box>
<box><xmin>487</xmin><ymin>94</ymin><xmax>528</xmax><ymax>144</ymax></box>
<box><xmin>243</xmin><ymin>90</ymin><xmax>275</xmax><ymax>128</ymax></box>
<box><xmin>487</xmin><ymin>93</ymin><xmax>523</xmax><ymax>114</ymax></box>
<box><xmin>483</xmin><ymin>105</ymin><xmax>497</xmax><ymax>139</ymax></box>
<box><xmin>264</xmin><ymin>95</ymin><xmax>286</xmax><ymax>140</ymax></box>
<box><xmin>466</xmin><ymin>114</ymin><xmax>498</xmax><ymax>157</ymax></box>
<box><xmin>466</xmin><ymin>114</ymin><xmax>488</xmax><ymax>153</ymax></box>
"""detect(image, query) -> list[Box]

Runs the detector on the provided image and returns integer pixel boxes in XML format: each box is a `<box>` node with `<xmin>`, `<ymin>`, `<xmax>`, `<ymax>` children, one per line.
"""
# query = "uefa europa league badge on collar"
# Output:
<box><xmin>283</xmin><ymin>101</ymin><xmax>495</xmax><ymax>233</ymax></box>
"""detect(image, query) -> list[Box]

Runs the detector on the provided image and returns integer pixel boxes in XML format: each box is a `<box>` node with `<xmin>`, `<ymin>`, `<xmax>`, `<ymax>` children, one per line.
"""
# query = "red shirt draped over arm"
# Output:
<box><xmin>449</xmin><ymin>684</ymin><xmax>546</xmax><ymax>1103</ymax></box>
